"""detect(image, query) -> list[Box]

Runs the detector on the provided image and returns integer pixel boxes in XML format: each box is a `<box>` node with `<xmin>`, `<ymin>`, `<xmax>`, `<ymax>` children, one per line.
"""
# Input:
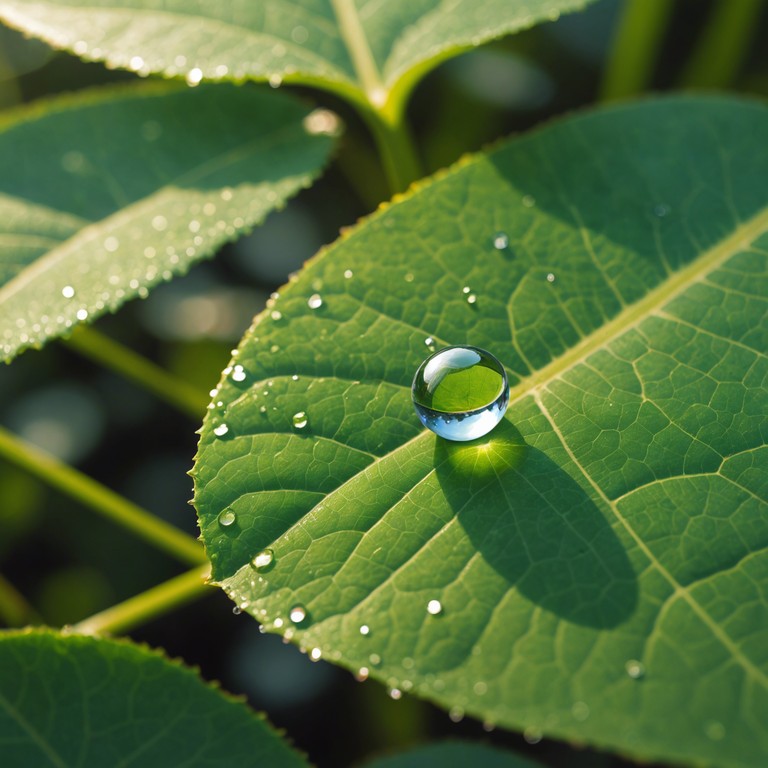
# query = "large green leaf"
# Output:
<box><xmin>0</xmin><ymin>0</ymin><xmax>597</xmax><ymax>113</ymax></box>
<box><xmin>0</xmin><ymin>83</ymin><xmax>334</xmax><ymax>362</ymax></box>
<box><xmin>363</xmin><ymin>741</ymin><xmax>540</xmax><ymax>768</ymax></box>
<box><xmin>0</xmin><ymin>629</ymin><xmax>307</xmax><ymax>767</ymax></box>
<box><xmin>193</xmin><ymin>96</ymin><xmax>768</xmax><ymax>767</ymax></box>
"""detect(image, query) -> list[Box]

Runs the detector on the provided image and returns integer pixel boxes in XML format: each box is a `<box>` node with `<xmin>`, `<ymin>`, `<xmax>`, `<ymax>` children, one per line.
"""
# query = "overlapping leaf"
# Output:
<box><xmin>0</xmin><ymin>630</ymin><xmax>307</xmax><ymax>767</ymax></box>
<box><xmin>0</xmin><ymin>0</ymin><xmax>597</xmax><ymax>111</ymax></box>
<box><xmin>364</xmin><ymin>741</ymin><xmax>540</xmax><ymax>768</ymax></box>
<box><xmin>0</xmin><ymin>83</ymin><xmax>334</xmax><ymax>361</ymax></box>
<box><xmin>194</xmin><ymin>96</ymin><xmax>768</xmax><ymax>767</ymax></box>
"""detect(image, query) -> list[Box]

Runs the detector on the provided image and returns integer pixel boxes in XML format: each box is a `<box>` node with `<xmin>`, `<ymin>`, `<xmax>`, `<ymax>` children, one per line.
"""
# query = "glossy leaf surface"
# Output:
<box><xmin>0</xmin><ymin>0</ymin><xmax>597</xmax><ymax>110</ymax></box>
<box><xmin>0</xmin><ymin>83</ymin><xmax>334</xmax><ymax>361</ymax></box>
<box><xmin>0</xmin><ymin>630</ymin><xmax>307</xmax><ymax>767</ymax></box>
<box><xmin>194</xmin><ymin>97</ymin><xmax>768</xmax><ymax>767</ymax></box>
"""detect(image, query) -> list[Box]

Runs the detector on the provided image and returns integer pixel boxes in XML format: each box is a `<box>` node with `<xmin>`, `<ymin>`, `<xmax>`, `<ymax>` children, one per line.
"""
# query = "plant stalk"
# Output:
<box><xmin>72</xmin><ymin>564</ymin><xmax>211</xmax><ymax>635</ymax></box>
<box><xmin>363</xmin><ymin>107</ymin><xmax>423</xmax><ymax>195</ymax></box>
<box><xmin>678</xmin><ymin>0</ymin><xmax>763</xmax><ymax>89</ymax></box>
<box><xmin>0</xmin><ymin>426</ymin><xmax>205</xmax><ymax>566</ymax></box>
<box><xmin>65</xmin><ymin>327</ymin><xmax>207</xmax><ymax>420</ymax></box>
<box><xmin>600</xmin><ymin>0</ymin><xmax>674</xmax><ymax>101</ymax></box>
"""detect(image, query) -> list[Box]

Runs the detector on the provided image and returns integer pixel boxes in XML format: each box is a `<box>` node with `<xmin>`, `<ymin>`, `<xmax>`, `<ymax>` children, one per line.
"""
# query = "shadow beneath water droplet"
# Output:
<box><xmin>435</xmin><ymin>420</ymin><xmax>637</xmax><ymax>629</ymax></box>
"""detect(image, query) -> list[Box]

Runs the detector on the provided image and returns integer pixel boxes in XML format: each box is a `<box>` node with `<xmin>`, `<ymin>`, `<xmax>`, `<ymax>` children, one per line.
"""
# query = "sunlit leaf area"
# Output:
<box><xmin>0</xmin><ymin>2</ymin><xmax>766</xmax><ymax>766</ymax></box>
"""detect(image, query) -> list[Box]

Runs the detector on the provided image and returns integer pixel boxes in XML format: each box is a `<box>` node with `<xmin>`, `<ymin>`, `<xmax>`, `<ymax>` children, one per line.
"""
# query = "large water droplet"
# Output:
<box><xmin>412</xmin><ymin>346</ymin><xmax>509</xmax><ymax>441</ymax></box>
<box><xmin>292</xmin><ymin>412</ymin><xmax>308</xmax><ymax>429</ymax></box>
<box><xmin>252</xmin><ymin>549</ymin><xmax>274</xmax><ymax>570</ymax></box>
<box><xmin>218</xmin><ymin>509</ymin><xmax>236</xmax><ymax>527</ymax></box>
<box><xmin>289</xmin><ymin>605</ymin><xmax>307</xmax><ymax>624</ymax></box>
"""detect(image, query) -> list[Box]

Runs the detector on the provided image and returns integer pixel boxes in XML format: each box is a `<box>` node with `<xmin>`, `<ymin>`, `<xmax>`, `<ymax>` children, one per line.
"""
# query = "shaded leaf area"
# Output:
<box><xmin>194</xmin><ymin>97</ymin><xmax>768</xmax><ymax>767</ymax></box>
<box><xmin>363</xmin><ymin>741</ymin><xmax>541</xmax><ymax>768</ymax></box>
<box><xmin>0</xmin><ymin>83</ymin><xmax>334</xmax><ymax>361</ymax></box>
<box><xmin>0</xmin><ymin>629</ymin><xmax>307</xmax><ymax>767</ymax></box>
<box><xmin>0</xmin><ymin>0</ymin><xmax>597</xmax><ymax>108</ymax></box>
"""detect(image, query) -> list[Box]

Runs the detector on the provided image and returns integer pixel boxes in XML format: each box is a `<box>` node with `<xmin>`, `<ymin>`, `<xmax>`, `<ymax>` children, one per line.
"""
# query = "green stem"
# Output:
<box><xmin>678</xmin><ymin>0</ymin><xmax>763</xmax><ymax>88</ymax></box>
<box><xmin>0</xmin><ymin>426</ymin><xmax>205</xmax><ymax>566</ymax></box>
<box><xmin>65</xmin><ymin>327</ymin><xmax>206</xmax><ymax>420</ymax></box>
<box><xmin>72</xmin><ymin>564</ymin><xmax>211</xmax><ymax>635</ymax></box>
<box><xmin>362</xmin><ymin>106</ymin><xmax>423</xmax><ymax>195</ymax></box>
<box><xmin>600</xmin><ymin>0</ymin><xmax>674</xmax><ymax>101</ymax></box>
<box><xmin>0</xmin><ymin>572</ymin><xmax>41</xmax><ymax>627</ymax></box>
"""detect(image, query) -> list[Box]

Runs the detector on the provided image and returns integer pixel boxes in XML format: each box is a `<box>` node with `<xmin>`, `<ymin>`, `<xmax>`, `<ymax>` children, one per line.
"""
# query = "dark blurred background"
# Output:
<box><xmin>1</xmin><ymin>1</ymin><xmax>766</xmax><ymax>765</ymax></box>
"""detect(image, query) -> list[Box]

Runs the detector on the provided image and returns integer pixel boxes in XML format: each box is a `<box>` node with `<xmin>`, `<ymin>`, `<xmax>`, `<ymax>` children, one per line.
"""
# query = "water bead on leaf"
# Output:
<box><xmin>411</xmin><ymin>346</ymin><xmax>509</xmax><ymax>441</ymax></box>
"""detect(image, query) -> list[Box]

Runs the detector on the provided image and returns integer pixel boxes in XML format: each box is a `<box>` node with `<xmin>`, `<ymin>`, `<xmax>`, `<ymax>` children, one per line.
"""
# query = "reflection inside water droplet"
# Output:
<box><xmin>218</xmin><ymin>509</ymin><xmax>236</xmax><ymax>527</ymax></box>
<box><xmin>412</xmin><ymin>346</ymin><xmax>509</xmax><ymax>441</ymax></box>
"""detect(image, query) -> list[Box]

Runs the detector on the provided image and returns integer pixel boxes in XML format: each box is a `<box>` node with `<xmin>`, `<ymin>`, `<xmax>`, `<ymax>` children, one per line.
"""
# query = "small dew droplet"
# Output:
<box><xmin>426</xmin><ymin>599</ymin><xmax>443</xmax><ymax>615</ymax></box>
<box><xmin>493</xmin><ymin>232</ymin><xmax>509</xmax><ymax>250</ymax></box>
<box><xmin>292</xmin><ymin>412</ymin><xmax>308</xmax><ymax>429</ymax></box>
<box><xmin>310</xmin><ymin>647</ymin><xmax>322</xmax><ymax>661</ymax></box>
<box><xmin>389</xmin><ymin>688</ymin><xmax>402</xmax><ymax>700</ymax></box>
<box><xmin>271</xmin><ymin>310</ymin><xmax>282</xmax><ymax>321</ymax></box>
<box><xmin>232</xmin><ymin>606</ymin><xmax>241</xmax><ymax>615</ymax></box>
<box><xmin>522</xmin><ymin>195</ymin><xmax>535</xmax><ymax>208</ymax></box>
<box><xmin>355</xmin><ymin>667</ymin><xmax>369</xmax><ymax>681</ymax></box>
<box><xmin>62</xmin><ymin>285</ymin><xmax>75</xmax><ymax>298</ymax></box>
<box><xmin>218</xmin><ymin>509</ymin><xmax>236</xmax><ymax>527</ymax></box>
<box><xmin>625</xmin><ymin>659</ymin><xmax>645</xmax><ymax>679</ymax></box>
<box><xmin>359</xmin><ymin>624</ymin><xmax>370</xmax><ymax>636</ymax></box>
<box><xmin>307</xmin><ymin>293</ymin><xmax>323</xmax><ymax>309</ymax></box>
<box><xmin>653</xmin><ymin>202</ymin><xmax>671</xmax><ymax>217</ymax></box>
<box><xmin>289</xmin><ymin>605</ymin><xmax>307</xmax><ymax>624</ymax></box>
<box><xmin>369</xmin><ymin>653</ymin><xmax>381</xmax><ymax>666</ymax></box>
<box><xmin>252</xmin><ymin>549</ymin><xmax>274</xmax><ymax>570</ymax></box>
<box><xmin>546</xmin><ymin>272</ymin><xmax>555</xmax><ymax>283</ymax></box>
<box><xmin>424</xmin><ymin>336</ymin><xmax>435</xmax><ymax>351</ymax></box>
<box><xmin>213</xmin><ymin>423</ymin><xmax>229</xmax><ymax>437</ymax></box>
<box><xmin>523</xmin><ymin>726</ymin><xmax>543</xmax><ymax>744</ymax></box>
<box><xmin>231</xmin><ymin>364</ymin><xmax>247</xmax><ymax>383</ymax></box>
<box><xmin>466</xmin><ymin>293</ymin><xmax>477</xmax><ymax>305</ymax></box>
<box><xmin>186</xmin><ymin>67</ymin><xmax>203</xmax><ymax>86</ymax></box>
<box><xmin>449</xmin><ymin>706</ymin><xmax>464</xmax><ymax>723</ymax></box>
<box><xmin>572</xmin><ymin>701</ymin><xmax>590</xmax><ymax>721</ymax></box>
<box><xmin>76</xmin><ymin>309</ymin><xmax>89</xmax><ymax>321</ymax></box>
<box><xmin>343</xmin><ymin>269</ymin><xmax>353</xmax><ymax>279</ymax></box>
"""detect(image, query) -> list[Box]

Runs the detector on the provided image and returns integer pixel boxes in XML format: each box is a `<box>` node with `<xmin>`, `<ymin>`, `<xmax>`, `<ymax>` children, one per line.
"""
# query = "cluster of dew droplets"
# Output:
<box><xmin>462</xmin><ymin>286</ymin><xmax>477</xmax><ymax>305</ymax></box>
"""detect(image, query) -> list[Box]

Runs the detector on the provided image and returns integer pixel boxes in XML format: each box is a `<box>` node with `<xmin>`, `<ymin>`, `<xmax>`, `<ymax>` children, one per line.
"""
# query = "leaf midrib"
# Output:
<box><xmin>513</xmin><ymin>205</ymin><xmax>768</xmax><ymax>405</ymax></box>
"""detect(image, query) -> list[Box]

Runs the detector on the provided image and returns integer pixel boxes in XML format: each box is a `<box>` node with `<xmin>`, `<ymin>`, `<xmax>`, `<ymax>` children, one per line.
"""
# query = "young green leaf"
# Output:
<box><xmin>0</xmin><ymin>629</ymin><xmax>307</xmax><ymax>767</ymax></box>
<box><xmin>0</xmin><ymin>83</ymin><xmax>334</xmax><ymax>362</ymax></box>
<box><xmin>363</xmin><ymin>741</ymin><xmax>541</xmax><ymax>768</ymax></box>
<box><xmin>194</xmin><ymin>96</ymin><xmax>768</xmax><ymax>767</ymax></box>
<box><xmin>0</xmin><ymin>0</ymin><xmax>598</xmax><ymax>115</ymax></box>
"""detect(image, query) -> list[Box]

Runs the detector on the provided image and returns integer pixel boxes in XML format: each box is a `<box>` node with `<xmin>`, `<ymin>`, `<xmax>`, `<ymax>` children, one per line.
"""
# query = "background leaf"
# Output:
<box><xmin>0</xmin><ymin>0</ymin><xmax>598</xmax><ymax>110</ymax></box>
<box><xmin>0</xmin><ymin>83</ymin><xmax>334</xmax><ymax>362</ymax></box>
<box><xmin>0</xmin><ymin>629</ymin><xmax>307</xmax><ymax>767</ymax></box>
<box><xmin>363</xmin><ymin>741</ymin><xmax>541</xmax><ymax>768</ymax></box>
<box><xmin>193</xmin><ymin>96</ymin><xmax>768</xmax><ymax>767</ymax></box>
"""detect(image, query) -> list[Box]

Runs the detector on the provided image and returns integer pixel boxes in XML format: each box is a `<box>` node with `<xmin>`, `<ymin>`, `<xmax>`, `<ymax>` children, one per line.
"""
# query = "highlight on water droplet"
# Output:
<box><xmin>76</xmin><ymin>309</ymin><xmax>89</xmax><ymax>321</ymax></box>
<box><xmin>307</xmin><ymin>293</ymin><xmax>323</xmax><ymax>309</ymax></box>
<box><xmin>426</xmin><ymin>599</ymin><xmax>443</xmax><ymax>615</ymax></box>
<box><xmin>412</xmin><ymin>346</ymin><xmax>510</xmax><ymax>441</ymax></box>
<box><xmin>218</xmin><ymin>509</ymin><xmax>236</xmax><ymax>527</ymax></box>
<box><xmin>213</xmin><ymin>423</ymin><xmax>229</xmax><ymax>437</ymax></box>
<box><xmin>493</xmin><ymin>232</ymin><xmax>509</xmax><ymax>250</ymax></box>
<box><xmin>292</xmin><ymin>412</ymin><xmax>308</xmax><ymax>429</ymax></box>
<box><xmin>289</xmin><ymin>605</ymin><xmax>307</xmax><ymax>624</ymax></box>
<box><xmin>625</xmin><ymin>659</ymin><xmax>645</xmax><ymax>679</ymax></box>
<box><xmin>252</xmin><ymin>549</ymin><xmax>274</xmax><ymax>570</ymax></box>
<box><xmin>232</xmin><ymin>606</ymin><xmax>241</xmax><ymax>615</ymax></box>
